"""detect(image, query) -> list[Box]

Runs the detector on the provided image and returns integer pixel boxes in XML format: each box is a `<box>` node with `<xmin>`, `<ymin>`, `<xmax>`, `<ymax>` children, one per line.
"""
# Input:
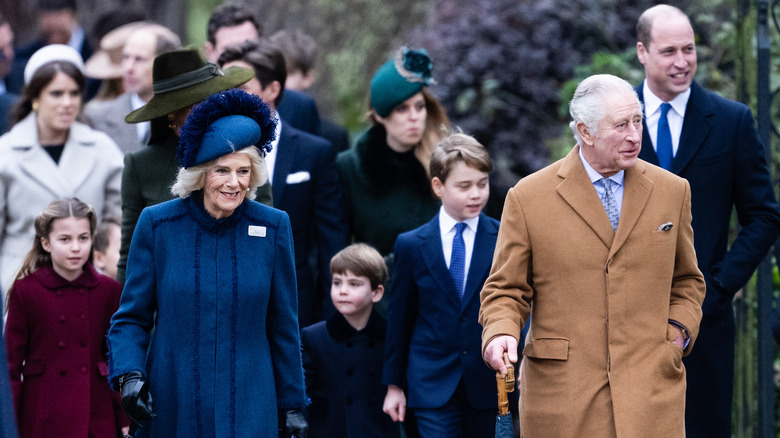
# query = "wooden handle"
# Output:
<box><xmin>496</xmin><ymin>352</ymin><xmax>515</xmax><ymax>415</ymax></box>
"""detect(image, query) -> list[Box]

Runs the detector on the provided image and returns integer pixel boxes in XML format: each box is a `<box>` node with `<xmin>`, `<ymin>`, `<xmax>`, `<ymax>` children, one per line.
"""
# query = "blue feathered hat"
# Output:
<box><xmin>177</xmin><ymin>89</ymin><xmax>277</xmax><ymax>168</ymax></box>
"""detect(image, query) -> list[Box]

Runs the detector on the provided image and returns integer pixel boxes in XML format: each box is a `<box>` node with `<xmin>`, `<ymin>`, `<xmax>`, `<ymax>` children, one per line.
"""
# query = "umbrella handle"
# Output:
<box><xmin>496</xmin><ymin>352</ymin><xmax>515</xmax><ymax>415</ymax></box>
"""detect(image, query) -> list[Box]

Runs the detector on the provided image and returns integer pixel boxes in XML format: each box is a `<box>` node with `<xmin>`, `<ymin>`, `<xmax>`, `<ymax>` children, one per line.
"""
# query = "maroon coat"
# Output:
<box><xmin>5</xmin><ymin>264</ymin><xmax>126</xmax><ymax>438</ymax></box>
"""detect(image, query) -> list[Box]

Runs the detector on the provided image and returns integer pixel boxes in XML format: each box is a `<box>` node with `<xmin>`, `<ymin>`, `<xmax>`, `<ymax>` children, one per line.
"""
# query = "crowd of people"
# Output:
<box><xmin>0</xmin><ymin>2</ymin><xmax>778</xmax><ymax>438</ymax></box>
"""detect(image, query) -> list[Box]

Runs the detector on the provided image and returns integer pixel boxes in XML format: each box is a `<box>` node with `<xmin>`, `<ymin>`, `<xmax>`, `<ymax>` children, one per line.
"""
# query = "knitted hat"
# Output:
<box><xmin>125</xmin><ymin>47</ymin><xmax>253</xmax><ymax>123</ymax></box>
<box><xmin>24</xmin><ymin>44</ymin><xmax>85</xmax><ymax>84</ymax></box>
<box><xmin>370</xmin><ymin>47</ymin><xmax>434</xmax><ymax>118</ymax></box>
<box><xmin>177</xmin><ymin>88</ymin><xmax>277</xmax><ymax>168</ymax></box>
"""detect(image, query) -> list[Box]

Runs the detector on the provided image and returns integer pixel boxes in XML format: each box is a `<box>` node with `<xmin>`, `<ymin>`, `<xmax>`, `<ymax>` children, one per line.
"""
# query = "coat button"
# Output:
<box><xmin>58</xmin><ymin>316</ymin><xmax>66</xmax><ymax>323</ymax></box>
<box><xmin>56</xmin><ymin>291</ymin><xmax>63</xmax><ymax>296</ymax></box>
<box><xmin>80</xmin><ymin>313</ymin><xmax>87</xmax><ymax>320</ymax></box>
<box><xmin>461</xmin><ymin>350</ymin><xmax>468</xmax><ymax>355</ymax></box>
<box><xmin>80</xmin><ymin>367</ymin><xmax>88</xmax><ymax>374</ymax></box>
<box><xmin>80</xmin><ymin>342</ymin><xmax>86</xmax><ymax>348</ymax></box>
<box><xmin>78</xmin><ymin>289</ymin><xmax>85</xmax><ymax>295</ymax></box>
<box><xmin>59</xmin><ymin>370</ymin><xmax>66</xmax><ymax>376</ymax></box>
<box><xmin>58</xmin><ymin>341</ymin><xmax>66</xmax><ymax>348</ymax></box>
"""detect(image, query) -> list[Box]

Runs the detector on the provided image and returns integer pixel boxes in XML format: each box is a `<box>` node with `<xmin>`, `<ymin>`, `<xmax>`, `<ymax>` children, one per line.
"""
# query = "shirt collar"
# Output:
<box><xmin>642</xmin><ymin>80</ymin><xmax>691</xmax><ymax>118</ymax></box>
<box><xmin>578</xmin><ymin>145</ymin><xmax>624</xmax><ymax>187</ymax></box>
<box><xmin>439</xmin><ymin>205</ymin><xmax>479</xmax><ymax>235</ymax></box>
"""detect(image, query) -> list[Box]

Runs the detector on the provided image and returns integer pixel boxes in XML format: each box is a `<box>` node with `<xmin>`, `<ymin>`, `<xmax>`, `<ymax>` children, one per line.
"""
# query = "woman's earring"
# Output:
<box><xmin>32</xmin><ymin>102</ymin><xmax>39</xmax><ymax>112</ymax></box>
<box><xmin>167</xmin><ymin>113</ymin><xmax>179</xmax><ymax>131</ymax></box>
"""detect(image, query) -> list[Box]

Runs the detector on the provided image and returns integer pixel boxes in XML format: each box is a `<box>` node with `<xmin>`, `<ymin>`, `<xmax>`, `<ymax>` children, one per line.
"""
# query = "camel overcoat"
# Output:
<box><xmin>479</xmin><ymin>146</ymin><xmax>705</xmax><ymax>437</ymax></box>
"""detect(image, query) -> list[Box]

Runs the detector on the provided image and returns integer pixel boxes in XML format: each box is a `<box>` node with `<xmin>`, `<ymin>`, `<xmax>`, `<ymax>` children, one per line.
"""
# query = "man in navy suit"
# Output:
<box><xmin>383</xmin><ymin>133</ymin><xmax>499</xmax><ymax>438</ymax></box>
<box><xmin>220</xmin><ymin>40</ymin><xmax>348</xmax><ymax>327</ymax></box>
<box><xmin>635</xmin><ymin>5</ymin><xmax>780</xmax><ymax>437</ymax></box>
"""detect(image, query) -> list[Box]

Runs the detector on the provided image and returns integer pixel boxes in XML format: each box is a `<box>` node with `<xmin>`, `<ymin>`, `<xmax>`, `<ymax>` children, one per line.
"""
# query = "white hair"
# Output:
<box><xmin>568</xmin><ymin>74</ymin><xmax>643</xmax><ymax>146</ymax></box>
<box><xmin>171</xmin><ymin>146</ymin><xmax>268</xmax><ymax>199</ymax></box>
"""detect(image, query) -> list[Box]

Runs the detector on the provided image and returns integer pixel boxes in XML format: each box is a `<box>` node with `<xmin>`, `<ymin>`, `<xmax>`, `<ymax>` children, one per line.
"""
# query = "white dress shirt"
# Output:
<box><xmin>265</xmin><ymin>115</ymin><xmax>282</xmax><ymax>183</ymax></box>
<box><xmin>642</xmin><ymin>80</ymin><xmax>691</xmax><ymax>158</ymax></box>
<box><xmin>130</xmin><ymin>93</ymin><xmax>150</xmax><ymax>143</ymax></box>
<box><xmin>439</xmin><ymin>206</ymin><xmax>479</xmax><ymax>288</ymax></box>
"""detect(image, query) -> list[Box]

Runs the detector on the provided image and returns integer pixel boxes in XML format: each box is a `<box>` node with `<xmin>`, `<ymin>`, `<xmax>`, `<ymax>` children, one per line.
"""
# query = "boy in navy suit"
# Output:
<box><xmin>301</xmin><ymin>243</ymin><xmax>400</xmax><ymax>438</ymax></box>
<box><xmin>383</xmin><ymin>132</ymin><xmax>499</xmax><ymax>437</ymax></box>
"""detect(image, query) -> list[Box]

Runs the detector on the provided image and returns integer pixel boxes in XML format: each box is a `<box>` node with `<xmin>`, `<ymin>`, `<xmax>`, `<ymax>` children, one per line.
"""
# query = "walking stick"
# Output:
<box><xmin>495</xmin><ymin>352</ymin><xmax>515</xmax><ymax>437</ymax></box>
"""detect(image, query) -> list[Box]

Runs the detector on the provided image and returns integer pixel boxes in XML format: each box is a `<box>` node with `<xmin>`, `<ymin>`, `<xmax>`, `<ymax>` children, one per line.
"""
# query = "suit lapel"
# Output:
<box><xmin>272</xmin><ymin>125</ymin><xmax>296</xmax><ymax>207</ymax></box>
<box><xmin>418</xmin><ymin>217</ymin><xmax>462</xmax><ymax>309</ymax></box>
<box><xmin>672</xmin><ymin>82</ymin><xmax>712</xmax><ymax>174</ymax></box>
<box><xmin>461</xmin><ymin>214</ymin><xmax>497</xmax><ymax>310</ymax></box>
<box><xmin>59</xmin><ymin>132</ymin><xmax>98</xmax><ymax>193</ymax></box>
<box><xmin>609</xmin><ymin>162</ymin><xmax>653</xmax><ymax>258</ymax></box>
<box><xmin>556</xmin><ymin>147</ymin><xmax>615</xmax><ymax>249</ymax></box>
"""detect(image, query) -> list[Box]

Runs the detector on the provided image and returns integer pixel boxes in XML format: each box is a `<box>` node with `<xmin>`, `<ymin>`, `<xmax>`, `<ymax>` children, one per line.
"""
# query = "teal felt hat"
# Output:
<box><xmin>370</xmin><ymin>47</ymin><xmax>434</xmax><ymax>118</ymax></box>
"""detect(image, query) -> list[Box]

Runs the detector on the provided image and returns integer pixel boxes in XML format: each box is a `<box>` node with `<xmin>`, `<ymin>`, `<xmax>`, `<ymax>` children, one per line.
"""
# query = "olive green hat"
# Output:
<box><xmin>125</xmin><ymin>47</ymin><xmax>254</xmax><ymax>123</ymax></box>
<box><xmin>370</xmin><ymin>47</ymin><xmax>434</xmax><ymax>118</ymax></box>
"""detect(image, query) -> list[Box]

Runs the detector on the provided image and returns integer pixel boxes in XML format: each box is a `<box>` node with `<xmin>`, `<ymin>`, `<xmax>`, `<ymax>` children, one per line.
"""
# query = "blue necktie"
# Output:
<box><xmin>657</xmin><ymin>103</ymin><xmax>673</xmax><ymax>170</ymax></box>
<box><xmin>599</xmin><ymin>178</ymin><xmax>619</xmax><ymax>232</ymax></box>
<box><xmin>450</xmin><ymin>223</ymin><xmax>467</xmax><ymax>299</ymax></box>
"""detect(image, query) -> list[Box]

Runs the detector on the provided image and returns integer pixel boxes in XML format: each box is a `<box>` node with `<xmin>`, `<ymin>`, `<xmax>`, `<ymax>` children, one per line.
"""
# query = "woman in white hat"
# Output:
<box><xmin>0</xmin><ymin>44</ymin><xmax>123</xmax><ymax>299</ymax></box>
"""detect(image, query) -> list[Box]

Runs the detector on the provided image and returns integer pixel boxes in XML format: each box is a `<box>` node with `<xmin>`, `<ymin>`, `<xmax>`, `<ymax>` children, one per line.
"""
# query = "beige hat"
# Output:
<box><xmin>84</xmin><ymin>22</ymin><xmax>146</xmax><ymax>79</ymax></box>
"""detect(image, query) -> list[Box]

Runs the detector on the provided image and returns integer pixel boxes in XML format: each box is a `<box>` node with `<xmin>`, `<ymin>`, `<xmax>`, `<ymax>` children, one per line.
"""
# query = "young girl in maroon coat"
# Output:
<box><xmin>5</xmin><ymin>198</ymin><xmax>128</xmax><ymax>438</ymax></box>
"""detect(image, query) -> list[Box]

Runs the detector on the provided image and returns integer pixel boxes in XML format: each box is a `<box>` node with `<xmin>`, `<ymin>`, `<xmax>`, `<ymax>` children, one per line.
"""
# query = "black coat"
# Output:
<box><xmin>302</xmin><ymin>311</ymin><xmax>400</xmax><ymax>438</ymax></box>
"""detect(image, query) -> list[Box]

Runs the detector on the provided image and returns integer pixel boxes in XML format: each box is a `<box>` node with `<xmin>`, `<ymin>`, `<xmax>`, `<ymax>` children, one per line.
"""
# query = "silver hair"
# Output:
<box><xmin>568</xmin><ymin>74</ymin><xmax>643</xmax><ymax>146</ymax></box>
<box><xmin>170</xmin><ymin>146</ymin><xmax>268</xmax><ymax>200</ymax></box>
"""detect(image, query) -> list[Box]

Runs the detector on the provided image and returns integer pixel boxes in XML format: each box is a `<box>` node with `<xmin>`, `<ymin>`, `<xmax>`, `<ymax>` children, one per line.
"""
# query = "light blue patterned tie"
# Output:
<box><xmin>600</xmin><ymin>178</ymin><xmax>619</xmax><ymax>232</ymax></box>
<box><xmin>450</xmin><ymin>223</ymin><xmax>467</xmax><ymax>299</ymax></box>
<box><xmin>657</xmin><ymin>103</ymin><xmax>673</xmax><ymax>170</ymax></box>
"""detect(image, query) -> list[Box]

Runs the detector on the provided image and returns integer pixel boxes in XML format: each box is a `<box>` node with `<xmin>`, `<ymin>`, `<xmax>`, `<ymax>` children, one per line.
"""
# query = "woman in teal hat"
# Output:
<box><xmin>107</xmin><ymin>89</ymin><xmax>308</xmax><ymax>437</ymax></box>
<box><xmin>337</xmin><ymin>47</ymin><xmax>451</xmax><ymax>259</ymax></box>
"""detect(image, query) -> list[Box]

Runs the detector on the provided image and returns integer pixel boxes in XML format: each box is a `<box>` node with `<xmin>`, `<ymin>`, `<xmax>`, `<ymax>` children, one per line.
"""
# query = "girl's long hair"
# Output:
<box><xmin>6</xmin><ymin>198</ymin><xmax>97</xmax><ymax>310</ymax></box>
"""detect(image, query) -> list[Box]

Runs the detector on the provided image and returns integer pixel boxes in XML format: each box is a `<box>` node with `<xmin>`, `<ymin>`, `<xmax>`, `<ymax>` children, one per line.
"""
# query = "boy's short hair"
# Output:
<box><xmin>330</xmin><ymin>243</ymin><xmax>388</xmax><ymax>290</ymax></box>
<box><xmin>93</xmin><ymin>216</ymin><xmax>120</xmax><ymax>253</ymax></box>
<box><xmin>429</xmin><ymin>130</ymin><xmax>492</xmax><ymax>183</ymax></box>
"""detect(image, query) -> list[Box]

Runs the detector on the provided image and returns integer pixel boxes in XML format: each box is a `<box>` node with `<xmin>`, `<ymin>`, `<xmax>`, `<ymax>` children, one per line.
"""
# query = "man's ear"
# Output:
<box><xmin>93</xmin><ymin>251</ymin><xmax>106</xmax><ymax>270</ymax></box>
<box><xmin>576</xmin><ymin>121</ymin><xmax>595</xmax><ymax>146</ymax></box>
<box><xmin>636</xmin><ymin>42</ymin><xmax>647</xmax><ymax>65</ymax></box>
<box><xmin>204</xmin><ymin>41</ymin><xmax>215</xmax><ymax>62</ymax></box>
<box><xmin>263</xmin><ymin>80</ymin><xmax>282</xmax><ymax>104</ymax></box>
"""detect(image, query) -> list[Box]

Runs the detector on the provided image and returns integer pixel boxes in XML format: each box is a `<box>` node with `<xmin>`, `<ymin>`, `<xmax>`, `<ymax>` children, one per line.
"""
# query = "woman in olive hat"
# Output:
<box><xmin>108</xmin><ymin>89</ymin><xmax>308</xmax><ymax>437</ymax></box>
<box><xmin>116</xmin><ymin>47</ymin><xmax>271</xmax><ymax>284</ymax></box>
<box><xmin>336</xmin><ymin>47</ymin><xmax>451</xmax><ymax>259</ymax></box>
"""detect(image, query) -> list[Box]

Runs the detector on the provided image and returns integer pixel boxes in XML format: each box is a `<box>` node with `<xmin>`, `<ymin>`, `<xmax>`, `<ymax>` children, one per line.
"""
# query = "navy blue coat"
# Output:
<box><xmin>273</xmin><ymin>123</ymin><xmax>348</xmax><ymax>326</ymax></box>
<box><xmin>637</xmin><ymin>81</ymin><xmax>780</xmax><ymax>437</ymax></box>
<box><xmin>277</xmin><ymin>89</ymin><xmax>321</xmax><ymax>135</ymax></box>
<box><xmin>383</xmin><ymin>213</ymin><xmax>499</xmax><ymax>410</ymax></box>
<box><xmin>107</xmin><ymin>195</ymin><xmax>307</xmax><ymax>437</ymax></box>
<box><xmin>302</xmin><ymin>311</ymin><xmax>399</xmax><ymax>438</ymax></box>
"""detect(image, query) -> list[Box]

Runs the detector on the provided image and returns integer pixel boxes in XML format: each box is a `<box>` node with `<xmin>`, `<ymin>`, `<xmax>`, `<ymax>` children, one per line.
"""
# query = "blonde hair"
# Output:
<box><xmin>171</xmin><ymin>146</ymin><xmax>268</xmax><ymax>199</ymax></box>
<box><xmin>7</xmin><ymin>198</ymin><xmax>96</xmax><ymax>309</ymax></box>
<box><xmin>330</xmin><ymin>243</ymin><xmax>388</xmax><ymax>290</ymax></box>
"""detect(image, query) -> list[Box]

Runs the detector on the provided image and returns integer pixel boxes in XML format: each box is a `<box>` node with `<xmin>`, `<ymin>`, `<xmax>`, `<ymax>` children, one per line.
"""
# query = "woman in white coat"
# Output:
<box><xmin>0</xmin><ymin>45</ymin><xmax>123</xmax><ymax>298</ymax></box>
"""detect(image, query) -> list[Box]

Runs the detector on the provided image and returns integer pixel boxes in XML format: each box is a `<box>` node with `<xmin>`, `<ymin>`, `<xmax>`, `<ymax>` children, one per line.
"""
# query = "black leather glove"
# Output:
<box><xmin>120</xmin><ymin>371</ymin><xmax>156</xmax><ymax>424</ymax></box>
<box><xmin>278</xmin><ymin>409</ymin><xmax>308</xmax><ymax>438</ymax></box>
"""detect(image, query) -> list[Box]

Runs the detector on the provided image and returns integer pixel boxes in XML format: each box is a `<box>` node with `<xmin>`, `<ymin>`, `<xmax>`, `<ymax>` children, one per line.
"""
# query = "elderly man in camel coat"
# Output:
<box><xmin>480</xmin><ymin>74</ymin><xmax>705</xmax><ymax>437</ymax></box>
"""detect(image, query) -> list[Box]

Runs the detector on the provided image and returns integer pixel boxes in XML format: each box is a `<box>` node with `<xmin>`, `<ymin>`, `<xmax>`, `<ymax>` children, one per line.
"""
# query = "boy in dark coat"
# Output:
<box><xmin>383</xmin><ymin>132</ymin><xmax>499</xmax><ymax>437</ymax></box>
<box><xmin>301</xmin><ymin>243</ymin><xmax>400</xmax><ymax>438</ymax></box>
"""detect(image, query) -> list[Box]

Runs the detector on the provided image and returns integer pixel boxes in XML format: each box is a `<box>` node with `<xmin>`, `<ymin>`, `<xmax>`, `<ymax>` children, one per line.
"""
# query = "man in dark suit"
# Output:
<box><xmin>635</xmin><ymin>5</ymin><xmax>780</xmax><ymax>437</ymax></box>
<box><xmin>203</xmin><ymin>3</ymin><xmax>321</xmax><ymax>136</ymax></box>
<box><xmin>219</xmin><ymin>40</ymin><xmax>348</xmax><ymax>327</ymax></box>
<box><xmin>0</xmin><ymin>12</ymin><xmax>17</xmax><ymax>134</ymax></box>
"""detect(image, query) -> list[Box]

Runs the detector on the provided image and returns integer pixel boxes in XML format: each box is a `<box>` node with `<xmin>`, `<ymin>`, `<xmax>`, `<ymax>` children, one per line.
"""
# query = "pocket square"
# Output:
<box><xmin>286</xmin><ymin>171</ymin><xmax>311</xmax><ymax>184</ymax></box>
<box><xmin>658</xmin><ymin>222</ymin><xmax>673</xmax><ymax>231</ymax></box>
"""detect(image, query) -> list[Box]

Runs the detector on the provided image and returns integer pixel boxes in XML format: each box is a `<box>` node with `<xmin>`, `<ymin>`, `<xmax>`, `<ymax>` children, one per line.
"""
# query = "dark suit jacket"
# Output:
<box><xmin>319</xmin><ymin>118</ymin><xmax>350</xmax><ymax>153</ymax></box>
<box><xmin>637</xmin><ymin>81</ymin><xmax>780</xmax><ymax>435</ymax></box>
<box><xmin>637</xmin><ymin>81</ymin><xmax>780</xmax><ymax>315</ymax></box>
<box><xmin>276</xmin><ymin>89</ymin><xmax>321</xmax><ymax>135</ymax></box>
<box><xmin>0</xmin><ymin>92</ymin><xmax>17</xmax><ymax>135</ymax></box>
<box><xmin>383</xmin><ymin>212</ymin><xmax>499</xmax><ymax>410</ymax></box>
<box><xmin>302</xmin><ymin>311</ymin><xmax>399</xmax><ymax>438</ymax></box>
<box><xmin>272</xmin><ymin>123</ymin><xmax>348</xmax><ymax>326</ymax></box>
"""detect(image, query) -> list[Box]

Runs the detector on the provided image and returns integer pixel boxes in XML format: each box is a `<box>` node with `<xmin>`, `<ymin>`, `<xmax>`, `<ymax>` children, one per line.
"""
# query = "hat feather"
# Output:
<box><xmin>178</xmin><ymin>89</ymin><xmax>277</xmax><ymax>168</ymax></box>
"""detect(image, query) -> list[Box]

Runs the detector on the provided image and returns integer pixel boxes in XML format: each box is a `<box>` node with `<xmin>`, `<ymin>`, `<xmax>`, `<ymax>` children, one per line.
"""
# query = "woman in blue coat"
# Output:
<box><xmin>107</xmin><ymin>89</ymin><xmax>308</xmax><ymax>437</ymax></box>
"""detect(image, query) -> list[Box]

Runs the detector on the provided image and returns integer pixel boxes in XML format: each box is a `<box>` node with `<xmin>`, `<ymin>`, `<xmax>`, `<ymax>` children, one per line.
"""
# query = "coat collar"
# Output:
<box><xmin>9</xmin><ymin>114</ymin><xmax>101</xmax><ymax>197</ymax></box>
<box><xmin>33</xmin><ymin>263</ymin><xmax>101</xmax><ymax>290</ymax></box>
<box><xmin>326</xmin><ymin>309</ymin><xmax>386</xmax><ymax>342</ymax></box>
<box><xmin>184</xmin><ymin>191</ymin><xmax>248</xmax><ymax>233</ymax></box>
<box><xmin>557</xmin><ymin>146</ymin><xmax>653</xmax><ymax>255</ymax></box>
<box><xmin>636</xmin><ymin>81</ymin><xmax>713</xmax><ymax>174</ymax></box>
